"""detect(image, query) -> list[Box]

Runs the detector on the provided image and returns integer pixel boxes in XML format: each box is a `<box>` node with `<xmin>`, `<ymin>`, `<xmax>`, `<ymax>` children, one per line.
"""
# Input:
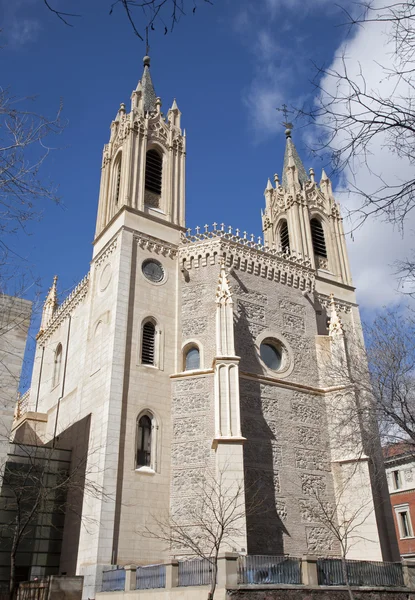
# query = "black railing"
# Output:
<box><xmin>101</xmin><ymin>568</ymin><xmax>126</xmax><ymax>592</ymax></box>
<box><xmin>238</xmin><ymin>555</ymin><xmax>302</xmax><ymax>585</ymax></box>
<box><xmin>317</xmin><ymin>559</ymin><xmax>404</xmax><ymax>587</ymax></box>
<box><xmin>178</xmin><ymin>558</ymin><xmax>212</xmax><ymax>587</ymax></box>
<box><xmin>136</xmin><ymin>564</ymin><xmax>166</xmax><ymax>589</ymax></box>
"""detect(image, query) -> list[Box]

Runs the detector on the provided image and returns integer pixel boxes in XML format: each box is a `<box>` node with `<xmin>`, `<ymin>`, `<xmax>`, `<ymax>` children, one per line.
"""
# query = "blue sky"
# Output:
<box><xmin>1</xmin><ymin>0</ymin><xmax>411</xmax><ymax>385</ymax></box>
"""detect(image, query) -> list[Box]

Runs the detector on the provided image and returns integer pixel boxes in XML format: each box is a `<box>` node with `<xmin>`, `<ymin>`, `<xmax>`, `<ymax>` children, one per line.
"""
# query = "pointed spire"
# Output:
<box><xmin>40</xmin><ymin>275</ymin><xmax>58</xmax><ymax>332</ymax></box>
<box><xmin>140</xmin><ymin>55</ymin><xmax>157</xmax><ymax>113</ymax></box>
<box><xmin>328</xmin><ymin>293</ymin><xmax>343</xmax><ymax>336</ymax></box>
<box><xmin>265</xmin><ymin>178</ymin><xmax>273</xmax><ymax>192</ymax></box>
<box><xmin>281</xmin><ymin>130</ymin><xmax>309</xmax><ymax>190</ymax></box>
<box><xmin>171</xmin><ymin>98</ymin><xmax>179</xmax><ymax>111</ymax></box>
<box><xmin>216</xmin><ymin>259</ymin><xmax>233</xmax><ymax>304</ymax></box>
<box><xmin>168</xmin><ymin>97</ymin><xmax>181</xmax><ymax>128</ymax></box>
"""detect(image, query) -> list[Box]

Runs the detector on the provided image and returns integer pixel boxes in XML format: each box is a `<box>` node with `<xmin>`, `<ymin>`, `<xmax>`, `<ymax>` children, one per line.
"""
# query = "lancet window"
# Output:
<box><xmin>145</xmin><ymin>149</ymin><xmax>162</xmax><ymax>208</ymax></box>
<box><xmin>279</xmin><ymin>220</ymin><xmax>290</xmax><ymax>253</ymax></box>
<box><xmin>141</xmin><ymin>320</ymin><xmax>156</xmax><ymax>365</ymax></box>
<box><xmin>136</xmin><ymin>413</ymin><xmax>153</xmax><ymax>468</ymax></box>
<box><xmin>310</xmin><ymin>218</ymin><xmax>327</xmax><ymax>259</ymax></box>
<box><xmin>53</xmin><ymin>343</ymin><xmax>63</xmax><ymax>388</ymax></box>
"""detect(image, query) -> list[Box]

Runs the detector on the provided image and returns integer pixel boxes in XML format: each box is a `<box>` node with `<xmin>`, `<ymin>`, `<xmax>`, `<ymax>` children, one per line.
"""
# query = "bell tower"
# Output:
<box><xmin>95</xmin><ymin>55</ymin><xmax>186</xmax><ymax>238</ymax></box>
<box><xmin>262</xmin><ymin>128</ymin><xmax>352</xmax><ymax>286</ymax></box>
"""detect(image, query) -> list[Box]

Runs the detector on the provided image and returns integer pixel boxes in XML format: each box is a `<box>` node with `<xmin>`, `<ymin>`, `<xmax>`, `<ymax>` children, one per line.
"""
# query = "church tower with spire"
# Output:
<box><xmin>16</xmin><ymin>60</ymin><xmax>399</xmax><ymax>600</ymax></box>
<box><xmin>262</xmin><ymin>127</ymin><xmax>352</xmax><ymax>287</ymax></box>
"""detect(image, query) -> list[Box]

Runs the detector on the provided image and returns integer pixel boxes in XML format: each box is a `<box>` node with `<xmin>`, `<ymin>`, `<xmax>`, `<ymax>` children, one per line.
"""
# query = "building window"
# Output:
<box><xmin>310</xmin><ymin>218</ymin><xmax>327</xmax><ymax>259</ymax></box>
<box><xmin>136</xmin><ymin>414</ymin><xmax>152</xmax><ymax>468</ymax></box>
<box><xmin>141</xmin><ymin>320</ymin><xmax>156</xmax><ymax>365</ymax></box>
<box><xmin>392</xmin><ymin>470</ymin><xmax>402</xmax><ymax>490</ymax></box>
<box><xmin>279</xmin><ymin>220</ymin><xmax>290</xmax><ymax>253</ymax></box>
<box><xmin>185</xmin><ymin>346</ymin><xmax>200</xmax><ymax>371</ymax></box>
<box><xmin>145</xmin><ymin>149</ymin><xmax>162</xmax><ymax>208</ymax></box>
<box><xmin>395</xmin><ymin>506</ymin><xmax>414</xmax><ymax>538</ymax></box>
<box><xmin>53</xmin><ymin>343</ymin><xmax>63</xmax><ymax>388</ymax></box>
<box><xmin>260</xmin><ymin>340</ymin><xmax>282</xmax><ymax>371</ymax></box>
<box><xmin>114</xmin><ymin>154</ymin><xmax>122</xmax><ymax>205</ymax></box>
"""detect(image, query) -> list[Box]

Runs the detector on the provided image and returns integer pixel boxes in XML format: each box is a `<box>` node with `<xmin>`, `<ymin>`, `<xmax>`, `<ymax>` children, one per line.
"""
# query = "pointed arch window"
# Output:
<box><xmin>53</xmin><ymin>343</ymin><xmax>63</xmax><ymax>388</ymax></box>
<box><xmin>279</xmin><ymin>220</ymin><xmax>290</xmax><ymax>253</ymax></box>
<box><xmin>136</xmin><ymin>413</ymin><xmax>153</xmax><ymax>468</ymax></box>
<box><xmin>141</xmin><ymin>320</ymin><xmax>156</xmax><ymax>365</ymax></box>
<box><xmin>113</xmin><ymin>154</ymin><xmax>122</xmax><ymax>205</ymax></box>
<box><xmin>310</xmin><ymin>218</ymin><xmax>327</xmax><ymax>259</ymax></box>
<box><xmin>145</xmin><ymin>149</ymin><xmax>162</xmax><ymax>208</ymax></box>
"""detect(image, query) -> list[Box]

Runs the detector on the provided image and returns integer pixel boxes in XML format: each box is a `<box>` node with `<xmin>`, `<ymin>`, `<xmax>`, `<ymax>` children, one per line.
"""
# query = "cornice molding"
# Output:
<box><xmin>134</xmin><ymin>231</ymin><xmax>178</xmax><ymax>258</ymax></box>
<box><xmin>37</xmin><ymin>273</ymin><xmax>90</xmax><ymax>342</ymax></box>
<box><xmin>317</xmin><ymin>292</ymin><xmax>356</xmax><ymax>314</ymax></box>
<box><xmin>179</xmin><ymin>235</ymin><xmax>315</xmax><ymax>292</ymax></box>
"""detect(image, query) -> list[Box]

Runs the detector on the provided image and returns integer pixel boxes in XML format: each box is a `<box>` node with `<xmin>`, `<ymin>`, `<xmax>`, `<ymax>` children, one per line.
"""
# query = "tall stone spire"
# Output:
<box><xmin>140</xmin><ymin>55</ymin><xmax>157</xmax><ymax>113</ymax></box>
<box><xmin>281</xmin><ymin>128</ymin><xmax>308</xmax><ymax>189</ymax></box>
<box><xmin>39</xmin><ymin>275</ymin><xmax>58</xmax><ymax>333</ymax></box>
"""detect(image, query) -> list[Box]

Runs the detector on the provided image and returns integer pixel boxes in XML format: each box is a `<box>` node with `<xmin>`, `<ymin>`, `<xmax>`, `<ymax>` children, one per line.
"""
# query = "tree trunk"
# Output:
<box><xmin>9</xmin><ymin>548</ymin><xmax>17</xmax><ymax>600</ymax></box>
<box><xmin>208</xmin><ymin>557</ymin><xmax>218</xmax><ymax>600</ymax></box>
<box><xmin>341</xmin><ymin>556</ymin><xmax>354</xmax><ymax>600</ymax></box>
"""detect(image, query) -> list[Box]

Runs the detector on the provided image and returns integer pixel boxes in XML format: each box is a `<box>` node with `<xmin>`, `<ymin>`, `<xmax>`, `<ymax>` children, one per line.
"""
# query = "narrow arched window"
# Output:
<box><xmin>310</xmin><ymin>218</ymin><xmax>327</xmax><ymax>258</ymax></box>
<box><xmin>53</xmin><ymin>344</ymin><xmax>62</xmax><ymax>387</ymax></box>
<box><xmin>185</xmin><ymin>346</ymin><xmax>200</xmax><ymax>371</ymax></box>
<box><xmin>136</xmin><ymin>414</ymin><xmax>152</xmax><ymax>468</ymax></box>
<box><xmin>279</xmin><ymin>220</ymin><xmax>290</xmax><ymax>253</ymax></box>
<box><xmin>145</xmin><ymin>149</ymin><xmax>162</xmax><ymax>208</ymax></box>
<box><xmin>114</xmin><ymin>155</ymin><xmax>122</xmax><ymax>205</ymax></box>
<box><xmin>141</xmin><ymin>321</ymin><xmax>156</xmax><ymax>365</ymax></box>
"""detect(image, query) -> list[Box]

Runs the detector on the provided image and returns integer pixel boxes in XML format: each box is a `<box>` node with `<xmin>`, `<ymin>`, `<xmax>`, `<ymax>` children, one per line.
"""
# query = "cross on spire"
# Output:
<box><xmin>276</xmin><ymin>104</ymin><xmax>294</xmax><ymax>134</ymax></box>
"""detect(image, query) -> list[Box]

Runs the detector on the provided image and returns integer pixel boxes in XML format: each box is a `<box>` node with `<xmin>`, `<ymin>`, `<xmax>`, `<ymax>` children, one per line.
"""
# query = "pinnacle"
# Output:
<box><xmin>281</xmin><ymin>134</ymin><xmax>308</xmax><ymax>189</ymax></box>
<box><xmin>140</xmin><ymin>55</ymin><xmax>157</xmax><ymax>113</ymax></box>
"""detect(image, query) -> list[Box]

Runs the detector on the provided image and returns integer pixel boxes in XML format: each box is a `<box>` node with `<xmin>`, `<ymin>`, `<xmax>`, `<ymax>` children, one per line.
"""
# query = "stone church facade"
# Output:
<box><xmin>14</xmin><ymin>57</ymin><xmax>398</xmax><ymax>598</ymax></box>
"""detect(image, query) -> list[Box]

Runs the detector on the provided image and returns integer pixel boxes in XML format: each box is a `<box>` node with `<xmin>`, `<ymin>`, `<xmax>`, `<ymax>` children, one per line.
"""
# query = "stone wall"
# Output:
<box><xmin>228</xmin><ymin>589</ymin><xmax>415</xmax><ymax>600</ymax></box>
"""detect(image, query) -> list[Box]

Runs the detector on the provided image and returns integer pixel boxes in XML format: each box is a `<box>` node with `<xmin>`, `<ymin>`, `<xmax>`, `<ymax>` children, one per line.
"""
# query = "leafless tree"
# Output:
<box><xmin>144</xmin><ymin>464</ymin><xmax>258</xmax><ymax>600</ymax></box>
<box><xmin>0</xmin><ymin>87</ymin><xmax>64</xmax><ymax>294</ymax></box>
<box><xmin>300</xmin><ymin>1</ymin><xmax>415</xmax><ymax>230</ymax></box>
<box><xmin>0</xmin><ymin>432</ymin><xmax>108</xmax><ymax>600</ymax></box>
<box><xmin>303</xmin><ymin>462</ymin><xmax>377</xmax><ymax>600</ymax></box>
<box><xmin>43</xmin><ymin>0</ymin><xmax>213</xmax><ymax>41</ymax></box>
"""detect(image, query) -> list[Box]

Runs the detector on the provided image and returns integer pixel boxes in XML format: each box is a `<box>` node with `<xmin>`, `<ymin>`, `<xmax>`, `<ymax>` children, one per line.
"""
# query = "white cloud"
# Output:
<box><xmin>316</xmin><ymin>16</ymin><xmax>415</xmax><ymax>309</ymax></box>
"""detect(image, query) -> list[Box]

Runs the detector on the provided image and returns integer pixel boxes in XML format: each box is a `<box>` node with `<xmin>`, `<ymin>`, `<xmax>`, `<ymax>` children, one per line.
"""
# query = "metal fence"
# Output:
<box><xmin>317</xmin><ymin>559</ymin><xmax>404</xmax><ymax>587</ymax></box>
<box><xmin>238</xmin><ymin>555</ymin><xmax>302</xmax><ymax>585</ymax></box>
<box><xmin>136</xmin><ymin>564</ymin><xmax>166</xmax><ymax>590</ymax></box>
<box><xmin>178</xmin><ymin>558</ymin><xmax>213</xmax><ymax>587</ymax></box>
<box><xmin>101</xmin><ymin>568</ymin><xmax>126</xmax><ymax>592</ymax></box>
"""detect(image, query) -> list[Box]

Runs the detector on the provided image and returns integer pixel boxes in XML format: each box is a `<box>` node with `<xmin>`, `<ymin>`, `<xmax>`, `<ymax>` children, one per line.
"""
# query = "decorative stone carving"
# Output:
<box><xmin>261</xmin><ymin>397</ymin><xmax>280</xmax><ymax>421</ymax></box>
<box><xmin>279</xmin><ymin>299</ymin><xmax>305</xmax><ymax>316</ymax></box>
<box><xmin>182</xmin><ymin>317</ymin><xmax>208</xmax><ymax>337</ymax></box>
<box><xmin>247</xmin><ymin>322</ymin><xmax>267</xmax><ymax>339</ymax></box>
<box><xmin>238</xmin><ymin>300</ymin><xmax>266</xmax><ymax>324</ymax></box>
<box><xmin>173</xmin><ymin>416</ymin><xmax>205</xmax><ymax>440</ymax></box>
<box><xmin>134</xmin><ymin>232</ymin><xmax>177</xmax><ymax>258</ymax></box>
<box><xmin>317</xmin><ymin>293</ymin><xmax>354</xmax><ymax>314</ymax></box>
<box><xmin>301</xmin><ymin>473</ymin><xmax>327</xmax><ymax>497</ymax></box>
<box><xmin>276</xmin><ymin>500</ymin><xmax>288</xmax><ymax>521</ymax></box>
<box><xmin>172</xmin><ymin>468</ymin><xmax>204</xmax><ymax>495</ymax></box>
<box><xmin>298</xmin><ymin>426</ymin><xmax>320</xmax><ymax>447</ymax></box>
<box><xmin>291</xmin><ymin>397</ymin><xmax>322</xmax><ymax>425</ymax></box>
<box><xmin>94</xmin><ymin>236</ymin><xmax>118</xmax><ymax>269</ymax></box>
<box><xmin>295</xmin><ymin>448</ymin><xmax>330</xmax><ymax>472</ymax></box>
<box><xmin>172</xmin><ymin>393</ymin><xmax>209</xmax><ymax>416</ymax></box>
<box><xmin>233</xmin><ymin>285</ymin><xmax>268</xmax><ymax>305</ymax></box>
<box><xmin>283</xmin><ymin>313</ymin><xmax>305</xmax><ymax>332</ymax></box>
<box><xmin>406</xmin><ymin>469</ymin><xmax>414</xmax><ymax>483</ymax></box>
<box><xmin>245</xmin><ymin>468</ymin><xmax>281</xmax><ymax>496</ymax></box>
<box><xmin>282</xmin><ymin>331</ymin><xmax>311</xmax><ymax>351</ymax></box>
<box><xmin>174</xmin><ymin>377</ymin><xmax>208</xmax><ymax>395</ymax></box>
<box><xmin>306</xmin><ymin>526</ymin><xmax>336</xmax><ymax>553</ymax></box>
<box><xmin>244</xmin><ymin>441</ymin><xmax>282</xmax><ymax>467</ymax></box>
<box><xmin>99</xmin><ymin>263</ymin><xmax>112</xmax><ymax>292</ymax></box>
<box><xmin>171</xmin><ymin>441</ymin><xmax>209</xmax><ymax>465</ymax></box>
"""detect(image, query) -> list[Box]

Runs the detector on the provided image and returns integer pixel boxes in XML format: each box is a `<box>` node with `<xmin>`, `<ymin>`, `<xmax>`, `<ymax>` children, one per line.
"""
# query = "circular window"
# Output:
<box><xmin>142</xmin><ymin>259</ymin><xmax>165</xmax><ymax>283</ymax></box>
<box><xmin>260</xmin><ymin>341</ymin><xmax>282</xmax><ymax>371</ymax></box>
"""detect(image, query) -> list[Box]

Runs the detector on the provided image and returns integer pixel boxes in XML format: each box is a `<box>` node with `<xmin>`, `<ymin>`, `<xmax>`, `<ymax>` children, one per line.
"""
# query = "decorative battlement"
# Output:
<box><xmin>37</xmin><ymin>273</ymin><xmax>90</xmax><ymax>342</ymax></box>
<box><xmin>181</xmin><ymin>224</ymin><xmax>312</xmax><ymax>266</ymax></box>
<box><xmin>15</xmin><ymin>388</ymin><xmax>31</xmax><ymax>418</ymax></box>
<box><xmin>180</xmin><ymin>223</ymin><xmax>315</xmax><ymax>292</ymax></box>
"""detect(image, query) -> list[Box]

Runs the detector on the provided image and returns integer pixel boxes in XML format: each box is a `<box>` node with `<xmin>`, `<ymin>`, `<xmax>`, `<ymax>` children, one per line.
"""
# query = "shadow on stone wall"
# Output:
<box><xmin>235</xmin><ymin>303</ymin><xmax>287</xmax><ymax>555</ymax></box>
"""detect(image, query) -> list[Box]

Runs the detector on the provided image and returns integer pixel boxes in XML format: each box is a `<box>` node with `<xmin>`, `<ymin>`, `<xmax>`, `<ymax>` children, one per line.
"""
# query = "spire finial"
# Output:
<box><xmin>276</xmin><ymin>103</ymin><xmax>294</xmax><ymax>138</ymax></box>
<box><xmin>143</xmin><ymin>55</ymin><xmax>151</xmax><ymax>67</ymax></box>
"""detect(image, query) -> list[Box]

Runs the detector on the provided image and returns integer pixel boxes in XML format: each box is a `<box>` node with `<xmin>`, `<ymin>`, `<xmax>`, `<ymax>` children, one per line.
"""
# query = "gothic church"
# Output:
<box><xmin>13</xmin><ymin>56</ymin><xmax>398</xmax><ymax>598</ymax></box>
